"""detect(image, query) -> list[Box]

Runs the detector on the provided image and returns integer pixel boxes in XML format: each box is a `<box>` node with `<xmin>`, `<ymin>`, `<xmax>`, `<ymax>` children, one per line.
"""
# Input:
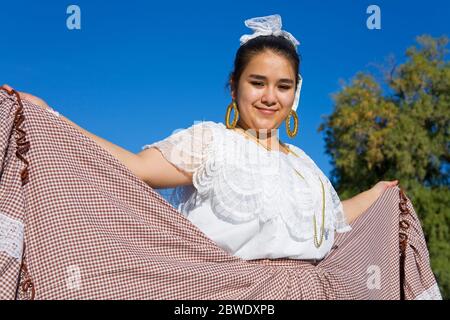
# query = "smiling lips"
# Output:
<box><xmin>255</xmin><ymin>106</ymin><xmax>278</xmax><ymax>115</ymax></box>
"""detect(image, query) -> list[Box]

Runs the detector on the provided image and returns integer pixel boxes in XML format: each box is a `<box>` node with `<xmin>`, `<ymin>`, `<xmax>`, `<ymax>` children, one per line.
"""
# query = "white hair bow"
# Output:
<box><xmin>239</xmin><ymin>14</ymin><xmax>300</xmax><ymax>50</ymax></box>
<box><xmin>239</xmin><ymin>14</ymin><xmax>302</xmax><ymax>112</ymax></box>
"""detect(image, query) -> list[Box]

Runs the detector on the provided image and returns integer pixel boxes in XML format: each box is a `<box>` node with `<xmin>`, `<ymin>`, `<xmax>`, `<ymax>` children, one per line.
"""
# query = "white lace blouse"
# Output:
<box><xmin>142</xmin><ymin>121</ymin><xmax>352</xmax><ymax>260</ymax></box>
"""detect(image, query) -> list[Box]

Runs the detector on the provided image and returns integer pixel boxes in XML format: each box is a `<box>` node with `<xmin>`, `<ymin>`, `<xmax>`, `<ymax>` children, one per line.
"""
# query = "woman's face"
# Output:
<box><xmin>231</xmin><ymin>50</ymin><xmax>296</xmax><ymax>132</ymax></box>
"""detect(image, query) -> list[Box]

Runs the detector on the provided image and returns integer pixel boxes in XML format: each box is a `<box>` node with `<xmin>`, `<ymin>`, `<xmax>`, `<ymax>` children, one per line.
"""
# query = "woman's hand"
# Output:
<box><xmin>1</xmin><ymin>84</ymin><xmax>51</xmax><ymax>110</ymax></box>
<box><xmin>342</xmin><ymin>179</ymin><xmax>399</xmax><ymax>224</ymax></box>
<box><xmin>369</xmin><ymin>180</ymin><xmax>399</xmax><ymax>200</ymax></box>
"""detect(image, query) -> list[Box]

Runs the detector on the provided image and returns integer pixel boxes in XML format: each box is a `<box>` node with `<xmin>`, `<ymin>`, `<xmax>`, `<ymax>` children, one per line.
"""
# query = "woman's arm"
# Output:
<box><xmin>64</xmin><ymin>115</ymin><xmax>193</xmax><ymax>188</ymax></box>
<box><xmin>59</xmin><ymin>115</ymin><xmax>146</xmax><ymax>177</ymax></box>
<box><xmin>341</xmin><ymin>189</ymin><xmax>378</xmax><ymax>224</ymax></box>
<box><xmin>1</xmin><ymin>84</ymin><xmax>192</xmax><ymax>189</ymax></box>
<box><xmin>63</xmin><ymin>116</ymin><xmax>193</xmax><ymax>188</ymax></box>
<box><xmin>342</xmin><ymin>180</ymin><xmax>399</xmax><ymax>224</ymax></box>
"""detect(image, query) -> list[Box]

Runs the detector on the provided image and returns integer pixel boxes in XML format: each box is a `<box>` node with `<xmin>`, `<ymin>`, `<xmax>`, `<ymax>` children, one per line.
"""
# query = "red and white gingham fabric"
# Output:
<box><xmin>0</xmin><ymin>89</ymin><xmax>442</xmax><ymax>300</ymax></box>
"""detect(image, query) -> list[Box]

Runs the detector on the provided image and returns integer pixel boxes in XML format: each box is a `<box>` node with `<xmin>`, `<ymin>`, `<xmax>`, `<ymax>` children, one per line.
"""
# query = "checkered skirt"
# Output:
<box><xmin>0</xmin><ymin>89</ymin><xmax>442</xmax><ymax>299</ymax></box>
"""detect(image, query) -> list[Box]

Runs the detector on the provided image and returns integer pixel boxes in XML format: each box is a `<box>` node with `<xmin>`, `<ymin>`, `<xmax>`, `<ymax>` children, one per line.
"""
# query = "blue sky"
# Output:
<box><xmin>1</xmin><ymin>0</ymin><xmax>448</xmax><ymax>183</ymax></box>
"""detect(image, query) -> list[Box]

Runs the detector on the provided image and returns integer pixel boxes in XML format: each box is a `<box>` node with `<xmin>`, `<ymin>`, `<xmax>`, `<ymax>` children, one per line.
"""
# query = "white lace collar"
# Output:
<box><xmin>187</xmin><ymin>122</ymin><xmax>340</xmax><ymax>241</ymax></box>
<box><xmin>152</xmin><ymin>120</ymin><xmax>351</xmax><ymax>242</ymax></box>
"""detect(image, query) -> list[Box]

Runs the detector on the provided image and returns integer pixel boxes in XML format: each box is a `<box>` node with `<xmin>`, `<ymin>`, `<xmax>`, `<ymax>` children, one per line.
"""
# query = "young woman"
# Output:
<box><xmin>1</xmin><ymin>14</ymin><xmax>440</xmax><ymax>301</ymax></box>
<box><xmin>1</xmin><ymin>14</ymin><xmax>399</xmax><ymax>262</ymax></box>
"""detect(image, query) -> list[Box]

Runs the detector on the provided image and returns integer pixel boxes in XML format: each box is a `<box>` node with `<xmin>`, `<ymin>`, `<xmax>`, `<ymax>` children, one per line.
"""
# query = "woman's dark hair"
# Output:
<box><xmin>225</xmin><ymin>35</ymin><xmax>301</xmax><ymax>96</ymax></box>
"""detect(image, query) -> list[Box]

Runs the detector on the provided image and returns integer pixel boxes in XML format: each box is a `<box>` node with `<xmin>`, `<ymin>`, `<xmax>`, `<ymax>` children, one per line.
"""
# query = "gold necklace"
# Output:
<box><xmin>231</xmin><ymin>127</ymin><xmax>326</xmax><ymax>248</ymax></box>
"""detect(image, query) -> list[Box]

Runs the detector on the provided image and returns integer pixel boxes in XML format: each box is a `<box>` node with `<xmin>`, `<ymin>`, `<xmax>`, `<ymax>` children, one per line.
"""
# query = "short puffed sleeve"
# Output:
<box><xmin>141</xmin><ymin>121</ymin><xmax>219</xmax><ymax>176</ymax></box>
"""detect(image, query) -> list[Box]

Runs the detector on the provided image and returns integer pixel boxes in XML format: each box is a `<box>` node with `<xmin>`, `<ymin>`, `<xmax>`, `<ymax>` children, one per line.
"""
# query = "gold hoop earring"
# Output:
<box><xmin>285</xmin><ymin>109</ymin><xmax>299</xmax><ymax>138</ymax></box>
<box><xmin>225</xmin><ymin>101</ymin><xmax>239</xmax><ymax>129</ymax></box>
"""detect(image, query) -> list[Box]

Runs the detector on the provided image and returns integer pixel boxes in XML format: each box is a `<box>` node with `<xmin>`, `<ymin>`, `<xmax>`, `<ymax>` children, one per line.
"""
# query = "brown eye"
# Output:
<box><xmin>251</xmin><ymin>81</ymin><xmax>264</xmax><ymax>86</ymax></box>
<box><xmin>279</xmin><ymin>86</ymin><xmax>291</xmax><ymax>90</ymax></box>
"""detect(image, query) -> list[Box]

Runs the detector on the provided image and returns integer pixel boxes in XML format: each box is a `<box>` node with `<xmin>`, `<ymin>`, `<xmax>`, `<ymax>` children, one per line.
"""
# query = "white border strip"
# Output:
<box><xmin>415</xmin><ymin>283</ymin><xmax>443</xmax><ymax>300</ymax></box>
<box><xmin>0</xmin><ymin>212</ymin><xmax>24</xmax><ymax>260</ymax></box>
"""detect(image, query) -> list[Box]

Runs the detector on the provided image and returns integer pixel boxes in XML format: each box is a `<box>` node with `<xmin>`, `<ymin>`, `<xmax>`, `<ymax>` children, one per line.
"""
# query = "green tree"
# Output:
<box><xmin>318</xmin><ymin>35</ymin><xmax>449</xmax><ymax>299</ymax></box>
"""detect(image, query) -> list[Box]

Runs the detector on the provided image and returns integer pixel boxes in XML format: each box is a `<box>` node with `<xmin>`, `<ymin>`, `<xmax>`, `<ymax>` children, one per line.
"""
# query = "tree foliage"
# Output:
<box><xmin>318</xmin><ymin>35</ymin><xmax>449</xmax><ymax>298</ymax></box>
